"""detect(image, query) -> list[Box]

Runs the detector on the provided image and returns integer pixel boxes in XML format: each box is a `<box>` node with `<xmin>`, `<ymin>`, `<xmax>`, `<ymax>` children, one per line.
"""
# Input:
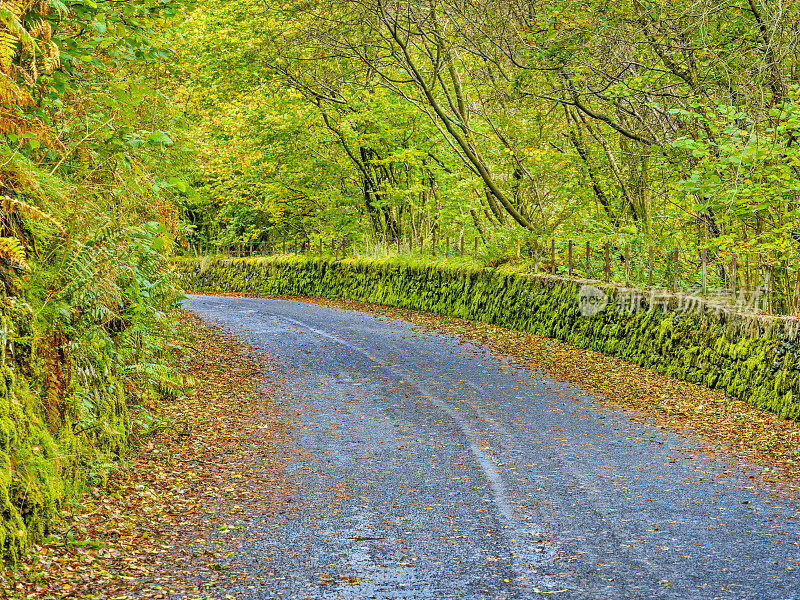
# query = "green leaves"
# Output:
<box><xmin>148</xmin><ymin>130</ymin><xmax>174</xmax><ymax>145</ymax></box>
<box><xmin>670</xmin><ymin>97</ymin><xmax>800</xmax><ymax>254</ymax></box>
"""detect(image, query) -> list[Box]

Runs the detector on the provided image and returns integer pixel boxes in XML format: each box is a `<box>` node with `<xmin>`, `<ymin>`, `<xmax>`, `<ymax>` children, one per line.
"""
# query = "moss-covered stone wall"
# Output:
<box><xmin>177</xmin><ymin>255</ymin><xmax>800</xmax><ymax>421</ymax></box>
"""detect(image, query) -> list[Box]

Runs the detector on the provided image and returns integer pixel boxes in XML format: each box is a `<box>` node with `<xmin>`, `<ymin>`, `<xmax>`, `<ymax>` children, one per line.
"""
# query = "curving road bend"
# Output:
<box><xmin>186</xmin><ymin>294</ymin><xmax>800</xmax><ymax>600</ymax></box>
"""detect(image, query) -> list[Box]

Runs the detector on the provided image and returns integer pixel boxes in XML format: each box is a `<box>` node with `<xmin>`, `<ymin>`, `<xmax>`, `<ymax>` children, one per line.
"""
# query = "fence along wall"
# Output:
<box><xmin>176</xmin><ymin>255</ymin><xmax>800</xmax><ymax>421</ymax></box>
<box><xmin>182</xmin><ymin>236</ymin><xmax>800</xmax><ymax>318</ymax></box>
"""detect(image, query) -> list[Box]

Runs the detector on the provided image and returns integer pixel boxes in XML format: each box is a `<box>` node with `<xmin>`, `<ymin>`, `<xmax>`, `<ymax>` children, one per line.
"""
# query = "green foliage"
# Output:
<box><xmin>0</xmin><ymin>0</ymin><xmax>193</xmax><ymax>565</ymax></box>
<box><xmin>670</xmin><ymin>95</ymin><xmax>800</xmax><ymax>257</ymax></box>
<box><xmin>169</xmin><ymin>0</ymin><xmax>800</xmax><ymax>271</ymax></box>
<box><xmin>0</xmin><ymin>148</ymin><xmax>189</xmax><ymax>564</ymax></box>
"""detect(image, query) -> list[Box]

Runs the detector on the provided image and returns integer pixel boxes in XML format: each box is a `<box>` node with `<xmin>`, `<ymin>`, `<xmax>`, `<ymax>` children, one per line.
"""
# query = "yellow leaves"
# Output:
<box><xmin>0</xmin><ymin>194</ymin><xmax>64</xmax><ymax>232</ymax></box>
<box><xmin>0</xmin><ymin>0</ymin><xmax>59</xmax><ymax>136</ymax></box>
<box><xmin>0</xmin><ymin>30</ymin><xmax>17</xmax><ymax>71</ymax></box>
<box><xmin>0</xmin><ymin>235</ymin><xmax>27</xmax><ymax>269</ymax></box>
<box><xmin>0</xmin><ymin>71</ymin><xmax>32</xmax><ymax>105</ymax></box>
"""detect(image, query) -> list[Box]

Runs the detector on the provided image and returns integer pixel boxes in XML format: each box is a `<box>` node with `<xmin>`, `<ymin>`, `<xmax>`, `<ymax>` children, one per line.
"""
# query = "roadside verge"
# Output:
<box><xmin>0</xmin><ymin>314</ymin><xmax>298</xmax><ymax>599</ymax></box>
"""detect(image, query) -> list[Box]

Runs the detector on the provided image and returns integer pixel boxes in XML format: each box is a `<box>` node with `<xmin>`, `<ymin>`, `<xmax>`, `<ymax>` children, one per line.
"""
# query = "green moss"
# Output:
<box><xmin>0</xmin><ymin>296</ymin><xmax>132</xmax><ymax>565</ymax></box>
<box><xmin>176</xmin><ymin>256</ymin><xmax>800</xmax><ymax>422</ymax></box>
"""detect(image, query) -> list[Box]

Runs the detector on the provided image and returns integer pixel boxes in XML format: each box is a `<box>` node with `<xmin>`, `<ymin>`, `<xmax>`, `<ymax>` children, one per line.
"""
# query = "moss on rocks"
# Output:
<box><xmin>177</xmin><ymin>255</ymin><xmax>800</xmax><ymax>421</ymax></box>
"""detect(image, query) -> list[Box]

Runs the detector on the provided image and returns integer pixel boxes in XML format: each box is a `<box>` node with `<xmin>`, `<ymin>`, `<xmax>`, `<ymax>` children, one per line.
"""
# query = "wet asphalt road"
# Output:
<box><xmin>186</xmin><ymin>294</ymin><xmax>800</xmax><ymax>600</ymax></box>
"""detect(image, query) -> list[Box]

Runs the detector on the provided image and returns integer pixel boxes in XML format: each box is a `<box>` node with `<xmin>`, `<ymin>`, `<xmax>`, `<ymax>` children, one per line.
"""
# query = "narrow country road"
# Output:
<box><xmin>186</xmin><ymin>294</ymin><xmax>800</xmax><ymax>600</ymax></box>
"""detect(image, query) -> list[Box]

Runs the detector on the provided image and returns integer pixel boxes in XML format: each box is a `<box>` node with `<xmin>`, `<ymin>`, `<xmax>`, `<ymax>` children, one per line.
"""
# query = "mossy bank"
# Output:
<box><xmin>177</xmin><ymin>255</ymin><xmax>800</xmax><ymax>421</ymax></box>
<box><xmin>0</xmin><ymin>292</ymin><xmax>130</xmax><ymax>565</ymax></box>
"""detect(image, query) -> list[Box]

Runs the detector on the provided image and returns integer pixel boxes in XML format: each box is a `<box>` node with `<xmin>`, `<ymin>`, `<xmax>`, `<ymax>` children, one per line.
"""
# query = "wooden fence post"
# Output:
<box><xmin>701</xmin><ymin>248</ymin><xmax>707</xmax><ymax>296</ymax></box>
<box><xmin>673</xmin><ymin>248</ymin><xmax>679</xmax><ymax>292</ymax></box>
<box><xmin>782</xmin><ymin>261</ymin><xmax>788</xmax><ymax>314</ymax></box>
<box><xmin>568</xmin><ymin>240</ymin><xmax>573</xmax><ymax>277</ymax></box>
<box><xmin>585</xmin><ymin>240</ymin><xmax>591</xmax><ymax>279</ymax></box>
<box><xmin>766</xmin><ymin>262</ymin><xmax>772</xmax><ymax>313</ymax></box>
<box><xmin>604</xmin><ymin>243</ymin><xmax>610</xmax><ymax>282</ymax></box>
<box><xmin>743</xmin><ymin>254</ymin><xmax>748</xmax><ymax>290</ymax></box>
<box><xmin>794</xmin><ymin>268</ymin><xmax>800</xmax><ymax>317</ymax></box>
<box><xmin>648</xmin><ymin>246</ymin><xmax>654</xmax><ymax>287</ymax></box>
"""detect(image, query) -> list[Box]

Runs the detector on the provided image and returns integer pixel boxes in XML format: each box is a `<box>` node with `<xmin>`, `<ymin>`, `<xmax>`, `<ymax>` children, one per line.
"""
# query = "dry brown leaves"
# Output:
<box><xmin>0</xmin><ymin>314</ymin><xmax>298</xmax><ymax>599</ymax></box>
<box><xmin>231</xmin><ymin>293</ymin><xmax>800</xmax><ymax>499</ymax></box>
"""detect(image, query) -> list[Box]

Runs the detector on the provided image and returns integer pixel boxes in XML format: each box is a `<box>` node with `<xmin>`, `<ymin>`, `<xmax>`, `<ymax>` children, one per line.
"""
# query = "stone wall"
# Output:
<box><xmin>176</xmin><ymin>255</ymin><xmax>800</xmax><ymax>421</ymax></box>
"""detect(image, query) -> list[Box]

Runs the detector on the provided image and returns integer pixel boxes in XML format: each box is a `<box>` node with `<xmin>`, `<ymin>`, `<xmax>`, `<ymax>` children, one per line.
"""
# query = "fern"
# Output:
<box><xmin>0</xmin><ymin>0</ymin><xmax>59</xmax><ymax>135</ymax></box>
<box><xmin>0</xmin><ymin>71</ymin><xmax>32</xmax><ymax>105</ymax></box>
<box><xmin>0</xmin><ymin>193</ymin><xmax>64</xmax><ymax>232</ymax></box>
<box><xmin>0</xmin><ymin>6</ymin><xmax>38</xmax><ymax>67</ymax></box>
<box><xmin>0</xmin><ymin>234</ymin><xmax>26</xmax><ymax>268</ymax></box>
<box><xmin>123</xmin><ymin>359</ymin><xmax>196</xmax><ymax>405</ymax></box>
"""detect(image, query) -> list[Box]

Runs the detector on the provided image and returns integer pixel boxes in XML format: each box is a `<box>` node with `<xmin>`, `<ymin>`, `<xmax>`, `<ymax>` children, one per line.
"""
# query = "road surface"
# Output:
<box><xmin>186</xmin><ymin>294</ymin><xmax>800</xmax><ymax>600</ymax></box>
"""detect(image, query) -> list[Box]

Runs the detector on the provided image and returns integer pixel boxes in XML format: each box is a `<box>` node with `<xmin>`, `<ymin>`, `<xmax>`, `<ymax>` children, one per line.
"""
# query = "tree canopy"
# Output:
<box><xmin>3</xmin><ymin>0</ymin><xmax>799</xmax><ymax>265</ymax></box>
<box><xmin>160</xmin><ymin>0</ymin><xmax>797</xmax><ymax>268</ymax></box>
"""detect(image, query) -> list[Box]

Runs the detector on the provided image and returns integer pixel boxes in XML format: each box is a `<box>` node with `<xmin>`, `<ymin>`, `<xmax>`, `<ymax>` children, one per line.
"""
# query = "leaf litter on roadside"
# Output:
<box><xmin>0</xmin><ymin>313</ymin><xmax>300</xmax><ymax>599</ymax></box>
